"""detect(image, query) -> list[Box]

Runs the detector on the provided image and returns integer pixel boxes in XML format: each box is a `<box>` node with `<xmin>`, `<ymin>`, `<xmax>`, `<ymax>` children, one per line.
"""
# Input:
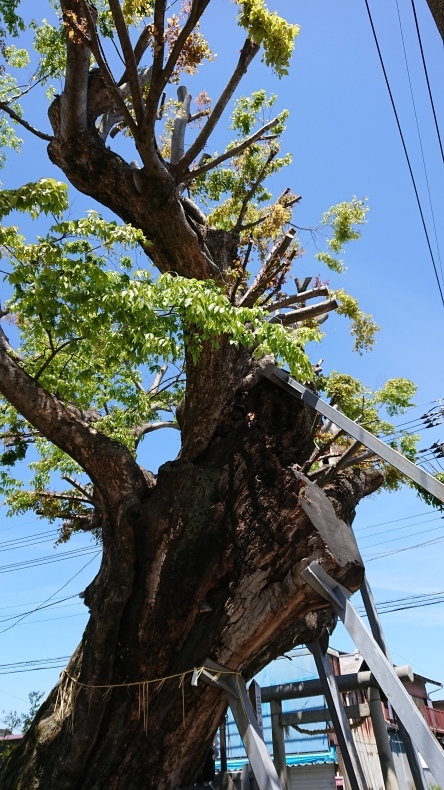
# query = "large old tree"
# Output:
<box><xmin>0</xmin><ymin>1</ymin><xmax>420</xmax><ymax>787</ymax></box>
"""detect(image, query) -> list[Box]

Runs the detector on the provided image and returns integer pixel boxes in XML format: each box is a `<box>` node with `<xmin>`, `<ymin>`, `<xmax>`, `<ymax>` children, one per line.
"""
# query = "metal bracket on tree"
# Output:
<box><xmin>193</xmin><ymin>658</ymin><xmax>283</xmax><ymax>790</ymax></box>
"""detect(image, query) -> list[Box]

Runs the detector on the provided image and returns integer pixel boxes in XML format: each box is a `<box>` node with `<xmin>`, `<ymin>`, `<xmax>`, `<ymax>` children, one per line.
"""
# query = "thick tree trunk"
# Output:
<box><xmin>0</xmin><ymin>378</ymin><xmax>382</xmax><ymax>790</ymax></box>
<box><xmin>0</xmin><ymin>15</ymin><xmax>384</xmax><ymax>783</ymax></box>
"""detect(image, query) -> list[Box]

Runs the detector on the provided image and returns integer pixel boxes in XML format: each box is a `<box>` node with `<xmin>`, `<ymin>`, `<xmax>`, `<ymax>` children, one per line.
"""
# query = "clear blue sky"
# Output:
<box><xmin>1</xmin><ymin>0</ymin><xmax>444</xmax><ymax>720</ymax></box>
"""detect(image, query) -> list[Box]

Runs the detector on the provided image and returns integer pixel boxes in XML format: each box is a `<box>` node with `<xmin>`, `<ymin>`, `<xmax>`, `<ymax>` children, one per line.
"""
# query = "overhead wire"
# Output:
<box><xmin>354</xmin><ymin>509</ymin><xmax>441</xmax><ymax>532</ymax></box>
<box><xmin>359</xmin><ymin>519</ymin><xmax>444</xmax><ymax>549</ymax></box>
<box><xmin>363</xmin><ymin>0</ymin><xmax>444</xmax><ymax>308</ymax></box>
<box><xmin>0</xmin><ymin>546</ymin><xmax>98</xmax><ymax>575</ymax></box>
<box><xmin>394</xmin><ymin>0</ymin><xmax>444</xmax><ymax>287</ymax></box>
<box><xmin>0</xmin><ymin>594</ymin><xmax>81</xmax><ymax>624</ymax></box>
<box><xmin>0</xmin><ymin>551</ymin><xmax>100</xmax><ymax>635</ymax></box>
<box><xmin>364</xmin><ymin>534</ymin><xmax>444</xmax><ymax>562</ymax></box>
<box><xmin>356</xmin><ymin>514</ymin><xmax>443</xmax><ymax>541</ymax></box>
<box><xmin>410</xmin><ymin>0</ymin><xmax>444</xmax><ymax>164</ymax></box>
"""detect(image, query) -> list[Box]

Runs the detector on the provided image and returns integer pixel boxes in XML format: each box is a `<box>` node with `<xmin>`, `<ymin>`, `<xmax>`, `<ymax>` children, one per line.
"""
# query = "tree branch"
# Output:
<box><xmin>238</xmin><ymin>194</ymin><xmax>302</xmax><ymax>232</ymax></box>
<box><xmin>142</xmin><ymin>0</ymin><xmax>166</xmax><ymax>138</ymax></box>
<box><xmin>34</xmin><ymin>339</ymin><xmax>78</xmax><ymax>381</ymax></box>
<box><xmin>267</xmin><ymin>286</ymin><xmax>329</xmax><ymax>312</ymax></box>
<box><xmin>59</xmin><ymin>0</ymin><xmax>92</xmax><ymax>137</ymax></box>
<box><xmin>134</xmin><ymin>420</ymin><xmax>179</xmax><ymax>440</ymax></box>
<box><xmin>240</xmin><ymin>228</ymin><xmax>296</xmax><ymax>307</ymax></box>
<box><xmin>0</xmin><ymin>102</ymin><xmax>52</xmax><ymax>141</ymax></box>
<box><xmin>108</xmin><ymin>0</ymin><xmax>145</xmax><ymax>125</ymax></box>
<box><xmin>269</xmin><ymin>298</ymin><xmax>338</xmax><ymax>326</ymax></box>
<box><xmin>160</xmin><ymin>0</ymin><xmax>211</xmax><ymax>92</ymax></box>
<box><xmin>234</xmin><ymin>148</ymin><xmax>278</xmax><ymax>231</ymax></box>
<box><xmin>148</xmin><ymin>363</ymin><xmax>168</xmax><ymax>395</ymax></box>
<box><xmin>170</xmin><ymin>86</ymin><xmax>192</xmax><ymax>165</ymax></box>
<box><xmin>180</xmin><ymin>117</ymin><xmax>281</xmax><ymax>185</ymax></box>
<box><xmin>35</xmin><ymin>490</ymin><xmax>92</xmax><ymax>504</ymax></box>
<box><xmin>62</xmin><ymin>475</ymin><xmax>96</xmax><ymax>504</ymax></box>
<box><xmin>177</xmin><ymin>38</ymin><xmax>259</xmax><ymax>174</ymax></box>
<box><xmin>308</xmin><ymin>441</ymin><xmax>375</xmax><ymax>484</ymax></box>
<box><xmin>82</xmin><ymin>1</ymin><xmax>138</xmax><ymax>137</ymax></box>
<box><xmin>0</xmin><ymin>347</ymin><xmax>147</xmax><ymax>506</ymax></box>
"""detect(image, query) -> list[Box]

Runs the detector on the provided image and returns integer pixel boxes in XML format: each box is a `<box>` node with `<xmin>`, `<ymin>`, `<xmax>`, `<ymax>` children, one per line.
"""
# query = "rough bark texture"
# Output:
<box><xmin>0</xmin><ymin>4</ymin><xmax>385</xmax><ymax>786</ymax></box>
<box><xmin>0</xmin><ymin>378</ymin><xmax>382</xmax><ymax>790</ymax></box>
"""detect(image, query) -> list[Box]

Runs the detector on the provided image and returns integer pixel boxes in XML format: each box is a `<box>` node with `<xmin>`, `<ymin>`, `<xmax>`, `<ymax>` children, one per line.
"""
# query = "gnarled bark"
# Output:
<box><xmin>0</xmin><ymin>377</ymin><xmax>382</xmax><ymax>789</ymax></box>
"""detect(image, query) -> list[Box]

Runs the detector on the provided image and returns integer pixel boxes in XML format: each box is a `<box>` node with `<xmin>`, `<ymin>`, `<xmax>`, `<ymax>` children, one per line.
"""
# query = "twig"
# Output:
<box><xmin>234</xmin><ymin>148</ymin><xmax>278</xmax><ymax>230</ymax></box>
<box><xmin>238</xmin><ymin>195</ymin><xmax>301</xmax><ymax>232</ymax></box>
<box><xmin>108</xmin><ymin>0</ymin><xmax>145</xmax><ymax>125</ymax></box>
<box><xmin>180</xmin><ymin>117</ymin><xmax>281</xmax><ymax>185</ymax></box>
<box><xmin>0</xmin><ymin>102</ymin><xmax>52</xmax><ymax>142</ymax></box>
<box><xmin>34</xmin><ymin>339</ymin><xmax>76</xmax><ymax>381</ymax></box>
<box><xmin>177</xmin><ymin>38</ymin><xmax>259</xmax><ymax>173</ymax></box>
<box><xmin>82</xmin><ymin>2</ymin><xmax>138</xmax><ymax>137</ymax></box>
<box><xmin>62</xmin><ymin>475</ymin><xmax>96</xmax><ymax>504</ymax></box>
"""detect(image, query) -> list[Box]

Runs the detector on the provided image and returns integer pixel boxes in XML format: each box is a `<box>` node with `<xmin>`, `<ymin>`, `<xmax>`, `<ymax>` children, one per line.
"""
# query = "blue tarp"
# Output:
<box><xmin>217</xmin><ymin>746</ymin><xmax>337</xmax><ymax>772</ymax></box>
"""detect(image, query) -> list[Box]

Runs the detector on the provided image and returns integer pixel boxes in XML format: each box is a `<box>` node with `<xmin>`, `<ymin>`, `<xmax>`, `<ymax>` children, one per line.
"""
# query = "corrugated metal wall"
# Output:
<box><xmin>288</xmin><ymin>763</ymin><xmax>336</xmax><ymax>789</ymax></box>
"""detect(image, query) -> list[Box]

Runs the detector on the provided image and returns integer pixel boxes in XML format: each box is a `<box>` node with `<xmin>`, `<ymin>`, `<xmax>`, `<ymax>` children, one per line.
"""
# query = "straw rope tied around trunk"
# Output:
<box><xmin>54</xmin><ymin>665</ymin><xmax>242</xmax><ymax>734</ymax></box>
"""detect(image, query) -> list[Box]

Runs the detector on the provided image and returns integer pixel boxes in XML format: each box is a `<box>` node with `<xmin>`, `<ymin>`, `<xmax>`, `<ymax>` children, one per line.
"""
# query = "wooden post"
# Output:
<box><xmin>368</xmin><ymin>686</ymin><xmax>400</xmax><ymax>790</ymax></box>
<box><xmin>307</xmin><ymin>635</ymin><xmax>367</xmax><ymax>790</ymax></box>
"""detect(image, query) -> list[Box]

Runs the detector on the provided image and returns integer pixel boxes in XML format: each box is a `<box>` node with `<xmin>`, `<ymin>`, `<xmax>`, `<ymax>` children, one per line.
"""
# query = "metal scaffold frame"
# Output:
<box><xmin>190</xmin><ymin>366</ymin><xmax>444</xmax><ymax>790</ymax></box>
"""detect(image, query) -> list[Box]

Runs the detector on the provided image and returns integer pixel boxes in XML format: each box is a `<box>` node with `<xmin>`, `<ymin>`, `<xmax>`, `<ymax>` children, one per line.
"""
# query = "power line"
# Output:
<box><xmin>0</xmin><ymin>517</ymin><xmax>39</xmax><ymax>534</ymax></box>
<box><xmin>12</xmin><ymin>612</ymin><xmax>86</xmax><ymax>627</ymax></box>
<box><xmin>354</xmin><ymin>509</ymin><xmax>440</xmax><ymax>532</ymax></box>
<box><xmin>363</xmin><ymin>0</ymin><xmax>444</xmax><ymax>309</ymax></box>
<box><xmin>364</xmin><ymin>533</ymin><xmax>444</xmax><ymax>562</ymax></box>
<box><xmin>357</xmin><ymin>588</ymin><xmax>444</xmax><ymax>614</ymax></box>
<box><xmin>357</xmin><ymin>514</ymin><xmax>443</xmax><ymax>543</ymax></box>
<box><xmin>0</xmin><ymin>656</ymin><xmax>70</xmax><ymax>675</ymax></box>
<box><xmin>0</xmin><ymin>546</ymin><xmax>98</xmax><ymax>575</ymax></box>
<box><xmin>0</xmin><ymin>551</ymin><xmax>100</xmax><ymax>635</ymax></box>
<box><xmin>0</xmin><ymin>595</ymin><xmax>80</xmax><ymax>624</ymax></box>
<box><xmin>410</xmin><ymin>0</ymin><xmax>444</xmax><ymax>165</ymax></box>
<box><xmin>0</xmin><ymin>530</ymin><xmax>59</xmax><ymax>553</ymax></box>
<box><xmin>395</xmin><ymin>0</ymin><xmax>444</xmax><ymax>288</ymax></box>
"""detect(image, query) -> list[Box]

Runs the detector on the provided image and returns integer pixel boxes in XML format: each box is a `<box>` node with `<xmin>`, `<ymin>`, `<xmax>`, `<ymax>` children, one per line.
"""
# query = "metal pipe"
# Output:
<box><xmin>261</xmin><ymin>666</ymin><xmax>413</xmax><ymax>702</ymax></box>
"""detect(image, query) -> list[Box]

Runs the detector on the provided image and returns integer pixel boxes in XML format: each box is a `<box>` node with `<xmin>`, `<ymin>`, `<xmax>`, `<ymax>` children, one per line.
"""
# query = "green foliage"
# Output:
<box><xmin>192</xmin><ymin>90</ymin><xmax>291</xmax><ymax>234</ymax></box>
<box><xmin>30</xmin><ymin>18</ymin><xmax>66</xmax><ymax>82</ymax></box>
<box><xmin>333</xmin><ymin>288</ymin><xmax>380</xmax><ymax>354</ymax></box>
<box><xmin>0</xmin><ymin>178</ymin><xmax>68</xmax><ymax>220</ymax></box>
<box><xmin>0</xmin><ymin>0</ymin><xmax>25</xmax><ymax>38</ymax></box>
<box><xmin>1</xmin><ymin>691</ymin><xmax>45</xmax><ymax>737</ymax></box>
<box><xmin>2</xmin><ymin>45</ymin><xmax>29</xmax><ymax>68</ymax></box>
<box><xmin>316</xmin><ymin>371</ymin><xmax>416</xmax><ymax>426</ymax></box>
<box><xmin>0</xmin><ymin>192</ymin><xmax>320</xmax><ymax>520</ymax></box>
<box><xmin>315</xmin><ymin>371</ymin><xmax>420</xmax><ymax>492</ymax></box>
<box><xmin>0</xmin><ymin>68</ymin><xmax>24</xmax><ymax>168</ymax></box>
<box><xmin>316</xmin><ymin>197</ymin><xmax>368</xmax><ymax>273</ymax></box>
<box><xmin>236</xmin><ymin>0</ymin><xmax>299</xmax><ymax>76</ymax></box>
